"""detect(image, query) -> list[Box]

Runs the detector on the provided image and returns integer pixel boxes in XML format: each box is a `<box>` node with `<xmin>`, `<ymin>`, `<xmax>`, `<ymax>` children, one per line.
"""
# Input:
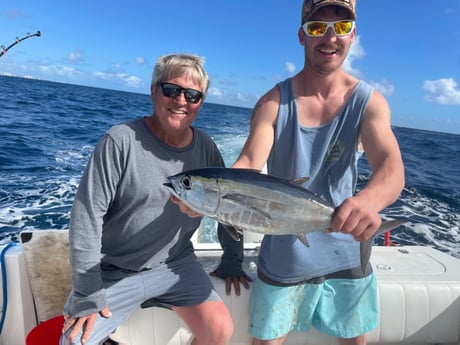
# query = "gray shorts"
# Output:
<box><xmin>61</xmin><ymin>254</ymin><xmax>221</xmax><ymax>344</ymax></box>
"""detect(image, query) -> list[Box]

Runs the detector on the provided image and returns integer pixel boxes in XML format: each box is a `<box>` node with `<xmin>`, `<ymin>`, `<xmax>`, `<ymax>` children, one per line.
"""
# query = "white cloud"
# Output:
<box><xmin>136</xmin><ymin>57</ymin><xmax>145</xmax><ymax>65</ymax></box>
<box><xmin>344</xmin><ymin>36</ymin><xmax>394</xmax><ymax>97</ymax></box>
<box><xmin>208</xmin><ymin>87</ymin><xmax>223</xmax><ymax>98</ymax></box>
<box><xmin>93</xmin><ymin>71</ymin><xmax>110</xmax><ymax>80</ymax></box>
<box><xmin>67</xmin><ymin>50</ymin><xmax>84</xmax><ymax>64</ymax></box>
<box><xmin>123</xmin><ymin>75</ymin><xmax>142</xmax><ymax>87</ymax></box>
<box><xmin>423</xmin><ymin>78</ymin><xmax>460</xmax><ymax>105</ymax></box>
<box><xmin>343</xmin><ymin>35</ymin><xmax>365</xmax><ymax>77</ymax></box>
<box><xmin>93</xmin><ymin>71</ymin><xmax>142</xmax><ymax>88</ymax></box>
<box><xmin>236</xmin><ymin>93</ymin><xmax>246</xmax><ymax>102</ymax></box>
<box><xmin>285</xmin><ymin>62</ymin><xmax>296</xmax><ymax>74</ymax></box>
<box><xmin>370</xmin><ymin>79</ymin><xmax>395</xmax><ymax>96</ymax></box>
<box><xmin>39</xmin><ymin>65</ymin><xmax>80</xmax><ymax>77</ymax></box>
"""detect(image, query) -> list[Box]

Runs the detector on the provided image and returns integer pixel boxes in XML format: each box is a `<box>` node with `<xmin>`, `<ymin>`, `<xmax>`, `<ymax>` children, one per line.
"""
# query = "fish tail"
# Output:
<box><xmin>359</xmin><ymin>217</ymin><xmax>410</xmax><ymax>272</ymax></box>
<box><xmin>376</xmin><ymin>217</ymin><xmax>410</xmax><ymax>236</ymax></box>
<box><xmin>360</xmin><ymin>240</ymin><xmax>372</xmax><ymax>273</ymax></box>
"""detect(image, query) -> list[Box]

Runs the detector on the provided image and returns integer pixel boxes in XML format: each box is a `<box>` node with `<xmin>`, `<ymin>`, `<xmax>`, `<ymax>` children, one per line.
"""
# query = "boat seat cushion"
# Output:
<box><xmin>20</xmin><ymin>230</ymin><xmax>72</xmax><ymax>322</ymax></box>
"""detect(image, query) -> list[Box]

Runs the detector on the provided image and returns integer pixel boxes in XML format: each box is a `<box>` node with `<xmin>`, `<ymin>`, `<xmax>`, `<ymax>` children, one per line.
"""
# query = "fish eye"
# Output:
<box><xmin>180</xmin><ymin>175</ymin><xmax>192</xmax><ymax>190</ymax></box>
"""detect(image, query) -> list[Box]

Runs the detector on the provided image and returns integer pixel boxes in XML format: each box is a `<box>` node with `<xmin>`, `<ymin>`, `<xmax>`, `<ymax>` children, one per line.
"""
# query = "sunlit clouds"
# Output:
<box><xmin>423</xmin><ymin>78</ymin><xmax>460</xmax><ymax>105</ymax></box>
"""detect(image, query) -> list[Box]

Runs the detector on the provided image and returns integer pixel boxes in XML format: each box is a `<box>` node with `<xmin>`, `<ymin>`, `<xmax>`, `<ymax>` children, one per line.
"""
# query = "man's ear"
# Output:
<box><xmin>298</xmin><ymin>27</ymin><xmax>306</xmax><ymax>46</ymax></box>
<box><xmin>350</xmin><ymin>26</ymin><xmax>357</xmax><ymax>44</ymax></box>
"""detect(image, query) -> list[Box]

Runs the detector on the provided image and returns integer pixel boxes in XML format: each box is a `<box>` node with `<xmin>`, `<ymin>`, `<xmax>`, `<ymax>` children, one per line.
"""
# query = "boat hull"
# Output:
<box><xmin>2</xmin><ymin>231</ymin><xmax>460</xmax><ymax>345</ymax></box>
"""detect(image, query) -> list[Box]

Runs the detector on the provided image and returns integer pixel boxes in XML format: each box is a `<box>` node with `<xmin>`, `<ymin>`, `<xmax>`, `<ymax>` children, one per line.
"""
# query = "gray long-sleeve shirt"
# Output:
<box><xmin>64</xmin><ymin>117</ymin><xmax>236</xmax><ymax>316</ymax></box>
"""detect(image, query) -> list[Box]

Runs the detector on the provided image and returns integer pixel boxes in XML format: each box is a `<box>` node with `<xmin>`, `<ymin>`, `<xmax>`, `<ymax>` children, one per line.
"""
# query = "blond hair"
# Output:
<box><xmin>151</xmin><ymin>53</ymin><xmax>209</xmax><ymax>96</ymax></box>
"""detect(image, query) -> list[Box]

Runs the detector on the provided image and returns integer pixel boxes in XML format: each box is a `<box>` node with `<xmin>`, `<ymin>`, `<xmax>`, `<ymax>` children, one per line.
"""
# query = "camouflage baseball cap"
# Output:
<box><xmin>301</xmin><ymin>0</ymin><xmax>356</xmax><ymax>24</ymax></box>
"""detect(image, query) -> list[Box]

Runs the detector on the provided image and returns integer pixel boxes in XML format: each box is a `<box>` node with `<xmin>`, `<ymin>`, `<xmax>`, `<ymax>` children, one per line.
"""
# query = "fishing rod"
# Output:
<box><xmin>0</xmin><ymin>30</ymin><xmax>41</xmax><ymax>58</ymax></box>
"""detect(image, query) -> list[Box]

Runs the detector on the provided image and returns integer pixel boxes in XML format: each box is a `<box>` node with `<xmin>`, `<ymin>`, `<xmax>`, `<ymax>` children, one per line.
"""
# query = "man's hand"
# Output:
<box><xmin>210</xmin><ymin>270</ymin><xmax>252</xmax><ymax>296</ymax></box>
<box><xmin>62</xmin><ymin>307</ymin><xmax>112</xmax><ymax>344</ymax></box>
<box><xmin>170</xmin><ymin>196</ymin><xmax>202</xmax><ymax>218</ymax></box>
<box><xmin>330</xmin><ymin>195</ymin><xmax>382</xmax><ymax>242</ymax></box>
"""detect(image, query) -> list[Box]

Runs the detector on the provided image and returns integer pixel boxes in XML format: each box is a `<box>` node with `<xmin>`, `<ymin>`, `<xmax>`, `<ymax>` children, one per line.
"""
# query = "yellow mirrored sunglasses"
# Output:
<box><xmin>302</xmin><ymin>20</ymin><xmax>355</xmax><ymax>37</ymax></box>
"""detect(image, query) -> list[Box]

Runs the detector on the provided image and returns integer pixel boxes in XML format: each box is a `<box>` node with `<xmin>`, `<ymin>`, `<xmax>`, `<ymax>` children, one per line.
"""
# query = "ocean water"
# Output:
<box><xmin>1</xmin><ymin>75</ymin><xmax>459</xmax><ymax>259</ymax></box>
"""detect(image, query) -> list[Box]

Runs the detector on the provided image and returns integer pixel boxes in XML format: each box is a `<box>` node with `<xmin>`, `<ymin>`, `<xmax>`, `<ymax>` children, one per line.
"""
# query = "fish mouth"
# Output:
<box><xmin>164</xmin><ymin>182</ymin><xmax>180</xmax><ymax>198</ymax></box>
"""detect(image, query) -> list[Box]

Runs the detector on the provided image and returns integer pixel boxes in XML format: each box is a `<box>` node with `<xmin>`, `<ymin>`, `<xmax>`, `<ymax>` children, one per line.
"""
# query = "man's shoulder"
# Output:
<box><xmin>107</xmin><ymin>118</ymin><xmax>143</xmax><ymax>137</ymax></box>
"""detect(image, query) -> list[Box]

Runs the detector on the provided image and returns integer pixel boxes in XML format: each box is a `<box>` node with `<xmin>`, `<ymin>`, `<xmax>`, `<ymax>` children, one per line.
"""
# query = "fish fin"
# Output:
<box><xmin>291</xmin><ymin>176</ymin><xmax>310</xmax><ymax>185</ymax></box>
<box><xmin>222</xmin><ymin>225</ymin><xmax>243</xmax><ymax>241</ymax></box>
<box><xmin>222</xmin><ymin>194</ymin><xmax>273</xmax><ymax>220</ymax></box>
<box><xmin>360</xmin><ymin>240</ymin><xmax>372</xmax><ymax>274</ymax></box>
<box><xmin>297</xmin><ymin>234</ymin><xmax>310</xmax><ymax>247</ymax></box>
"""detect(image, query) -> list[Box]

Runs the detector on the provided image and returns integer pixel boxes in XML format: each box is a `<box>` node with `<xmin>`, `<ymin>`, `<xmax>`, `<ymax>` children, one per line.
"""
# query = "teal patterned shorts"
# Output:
<box><xmin>248</xmin><ymin>274</ymin><xmax>378</xmax><ymax>340</ymax></box>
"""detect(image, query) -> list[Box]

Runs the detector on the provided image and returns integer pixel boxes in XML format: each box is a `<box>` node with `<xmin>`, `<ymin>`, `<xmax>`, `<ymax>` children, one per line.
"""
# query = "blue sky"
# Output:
<box><xmin>1</xmin><ymin>1</ymin><xmax>460</xmax><ymax>134</ymax></box>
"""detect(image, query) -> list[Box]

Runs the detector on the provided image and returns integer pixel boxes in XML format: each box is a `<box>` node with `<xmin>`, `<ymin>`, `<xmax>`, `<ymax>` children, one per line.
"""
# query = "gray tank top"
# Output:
<box><xmin>258</xmin><ymin>78</ymin><xmax>373</xmax><ymax>282</ymax></box>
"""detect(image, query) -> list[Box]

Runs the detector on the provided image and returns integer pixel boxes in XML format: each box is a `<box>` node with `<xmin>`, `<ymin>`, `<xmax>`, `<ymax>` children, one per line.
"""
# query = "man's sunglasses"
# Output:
<box><xmin>302</xmin><ymin>20</ymin><xmax>355</xmax><ymax>37</ymax></box>
<box><xmin>158</xmin><ymin>82</ymin><xmax>203</xmax><ymax>104</ymax></box>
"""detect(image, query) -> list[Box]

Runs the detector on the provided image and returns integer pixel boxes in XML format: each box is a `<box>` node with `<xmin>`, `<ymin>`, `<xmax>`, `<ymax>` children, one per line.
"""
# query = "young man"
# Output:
<box><xmin>231</xmin><ymin>1</ymin><xmax>405</xmax><ymax>344</ymax></box>
<box><xmin>60</xmin><ymin>53</ymin><xmax>236</xmax><ymax>345</ymax></box>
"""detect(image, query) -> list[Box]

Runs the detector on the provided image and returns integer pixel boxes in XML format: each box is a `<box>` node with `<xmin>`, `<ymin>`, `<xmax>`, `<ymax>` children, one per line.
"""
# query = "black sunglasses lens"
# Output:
<box><xmin>161</xmin><ymin>83</ymin><xmax>181</xmax><ymax>98</ymax></box>
<box><xmin>184</xmin><ymin>90</ymin><xmax>202</xmax><ymax>103</ymax></box>
<box><xmin>160</xmin><ymin>83</ymin><xmax>203</xmax><ymax>104</ymax></box>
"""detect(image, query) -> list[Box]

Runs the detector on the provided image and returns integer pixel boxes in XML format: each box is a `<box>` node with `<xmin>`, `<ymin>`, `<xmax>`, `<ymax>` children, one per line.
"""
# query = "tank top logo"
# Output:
<box><xmin>326</xmin><ymin>140</ymin><xmax>345</xmax><ymax>161</ymax></box>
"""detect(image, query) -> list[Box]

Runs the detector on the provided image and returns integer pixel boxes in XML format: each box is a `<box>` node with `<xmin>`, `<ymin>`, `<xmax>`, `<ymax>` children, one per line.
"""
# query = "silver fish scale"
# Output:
<box><xmin>213</xmin><ymin>177</ymin><xmax>334</xmax><ymax>235</ymax></box>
